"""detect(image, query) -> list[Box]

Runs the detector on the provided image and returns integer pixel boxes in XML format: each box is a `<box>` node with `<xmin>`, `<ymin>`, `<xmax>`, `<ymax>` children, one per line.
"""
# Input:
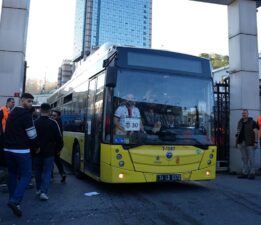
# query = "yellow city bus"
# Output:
<box><xmin>48</xmin><ymin>43</ymin><xmax>216</xmax><ymax>183</ymax></box>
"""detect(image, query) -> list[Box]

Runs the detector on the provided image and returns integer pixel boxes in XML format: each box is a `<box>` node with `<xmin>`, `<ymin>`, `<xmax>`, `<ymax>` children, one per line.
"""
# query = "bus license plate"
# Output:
<box><xmin>157</xmin><ymin>174</ymin><xmax>181</xmax><ymax>182</ymax></box>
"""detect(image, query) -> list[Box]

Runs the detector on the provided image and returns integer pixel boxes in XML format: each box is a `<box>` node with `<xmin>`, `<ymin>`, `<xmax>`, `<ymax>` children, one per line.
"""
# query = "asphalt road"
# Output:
<box><xmin>1</xmin><ymin>170</ymin><xmax>261</xmax><ymax>225</ymax></box>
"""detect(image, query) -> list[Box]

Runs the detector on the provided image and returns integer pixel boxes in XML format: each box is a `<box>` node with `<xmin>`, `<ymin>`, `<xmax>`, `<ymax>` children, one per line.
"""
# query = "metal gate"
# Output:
<box><xmin>214</xmin><ymin>78</ymin><xmax>229</xmax><ymax>171</ymax></box>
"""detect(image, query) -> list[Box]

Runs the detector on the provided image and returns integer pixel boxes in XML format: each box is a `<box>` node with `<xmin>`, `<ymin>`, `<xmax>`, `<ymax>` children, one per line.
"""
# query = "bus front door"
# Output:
<box><xmin>85</xmin><ymin>76</ymin><xmax>104</xmax><ymax>176</ymax></box>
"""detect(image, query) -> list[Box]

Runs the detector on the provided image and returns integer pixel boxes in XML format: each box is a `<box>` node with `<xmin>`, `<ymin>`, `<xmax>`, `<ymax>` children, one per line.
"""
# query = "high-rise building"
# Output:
<box><xmin>73</xmin><ymin>0</ymin><xmax>152</xmax><ymax>61</ymax></box>
<box><xmin>57</xmin><ymin>60</ymin><xmax>74</xmax><ymax>88</ymax></box>
<box><xmin>73</xmin><ymin>0</ymin><xmax>86</xmax><ymax>61</ymax></box>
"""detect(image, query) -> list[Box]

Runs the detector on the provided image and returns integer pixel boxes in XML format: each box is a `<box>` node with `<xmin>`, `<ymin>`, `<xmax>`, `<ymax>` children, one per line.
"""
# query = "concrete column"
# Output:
<box><xmin>228</xmin><ymin>0</ymin><xmax>260</xmax><ymax>173</ymax></box>
<box><xmin>0</xmin><ymin>0</ymin><xmax>30</xmax><ymax>105</ymax></box>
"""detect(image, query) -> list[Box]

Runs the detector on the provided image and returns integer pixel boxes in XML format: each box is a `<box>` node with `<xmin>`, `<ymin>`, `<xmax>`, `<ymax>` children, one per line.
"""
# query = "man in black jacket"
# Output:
<box><xmin>51</xmin><ymin>110</ymin><xmax>66</xmax><ymax>183</ymax></box>
<box><xmin>4</xmin><ymin>93</ymin><xmax>39</xmax><ymax>217</ymax></box>
<box><xmin>236</xmin><ymin>109</ymin><xmax>259</xmax><ymax>179</ymax></box>
<box><xmin>34</xmin><ymin>103</ymin><xmax>63</xmax><ymax>201</ymax></box>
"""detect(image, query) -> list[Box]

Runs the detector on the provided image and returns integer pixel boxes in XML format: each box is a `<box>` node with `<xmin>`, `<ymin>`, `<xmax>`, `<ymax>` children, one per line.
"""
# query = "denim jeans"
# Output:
<box><xmin>239</xmin><ymin>141</ymin><xmax>256</xmax><ymax>174</ymax></box>
<box><xmin>54</xmin><ymin>154</ymin><xmax>65</xmax><ymax>176</ymax></box>
<box><xmin>34</xmin><ymin>156</ymin><xmax>54</xmax><ymax>194</ymax></box>
<box><xmin>5</xmin><ymin>152</ymin><xmax>32</xmax><ymax>204</ymax></box>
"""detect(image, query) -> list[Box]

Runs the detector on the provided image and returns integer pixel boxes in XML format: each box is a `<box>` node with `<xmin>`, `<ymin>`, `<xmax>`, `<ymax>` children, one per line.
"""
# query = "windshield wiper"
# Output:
<box><xmin>122</xmin><ymin>143</ymin><xmax>144</xmax><ymax>150</ymax></box>
<box><xmin>180</xmin><ymin>138</ymin><xmax>210</xmax><ymax>150</ymax></box>
<box><xmin>157</xmin><ymin>129</ymin><xmax>177</xmax><ymax>141</ymax></box>
<box><xmin>193</xmin><ymin>144</ymin><xmax>209</xmax><ymax>150</ymax></box>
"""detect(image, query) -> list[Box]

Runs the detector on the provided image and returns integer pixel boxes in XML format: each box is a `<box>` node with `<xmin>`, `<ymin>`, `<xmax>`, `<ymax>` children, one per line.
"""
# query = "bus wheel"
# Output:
<box><xmin>72</xmin><ymin>144</ymin><xmax>83</xmax><ymax>179</ymax></box>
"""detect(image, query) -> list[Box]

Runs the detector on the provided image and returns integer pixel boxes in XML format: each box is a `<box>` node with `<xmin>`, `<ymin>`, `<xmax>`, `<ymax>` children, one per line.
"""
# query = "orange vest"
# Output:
<box><xmin>0</xmin><ymin>106</ymin><xmax>10</xmax><ymax>132</ymax></box>
<box><xmin>257</xmin><ymin>116</ymin><xmax>261</xmax><ymax>138</ymax></box>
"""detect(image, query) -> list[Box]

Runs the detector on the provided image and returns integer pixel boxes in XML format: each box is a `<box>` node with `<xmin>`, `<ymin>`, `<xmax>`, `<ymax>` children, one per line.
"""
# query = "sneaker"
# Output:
<box><xmin>35</xmin><ymin>190</ymin><xmax>41</xmax><ymax>195</ymax></box>
<box><xmin>39</xmin><ymin>193</ymin><xmax>49</xmax><ymax>201</ymax></box>
<box><xmin>61</xmin><ymin>175</ymin><xmax>67</xmax><ymax>183</ymax></box>
<box><xmin>28</xmin><ymin>181</ymin><xmax>34</xmax><ymax>189</ymax></box>
<box><xmin>237</xmin><ymin>174</ymin><xmax>248</xmax><ymax>179</ymax></box>
<box><xmin>7</xmin><ymin>202</ymin><xmax>22</xmax><ymax>217</ymax></box>
<box><xmin>248</xmin><ymin>174</ymin><xmax>255</xmax><ymax>180</ymax></box>
<box><xmin>0</xmin><ymin>183</ymin><xmax>8</xmax><ymax>193</ymax></box>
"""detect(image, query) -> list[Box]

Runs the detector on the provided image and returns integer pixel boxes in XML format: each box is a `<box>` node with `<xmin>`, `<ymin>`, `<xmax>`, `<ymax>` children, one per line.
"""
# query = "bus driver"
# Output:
<box><xmin>114</xmin><ymin>94</ymin><xmax>145</xmax><ymax>135</ymax></box>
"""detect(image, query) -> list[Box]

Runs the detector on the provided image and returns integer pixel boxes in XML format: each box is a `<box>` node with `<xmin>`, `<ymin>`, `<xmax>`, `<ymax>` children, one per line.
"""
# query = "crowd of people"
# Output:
<box><xmin>0</xmin><ymin>93</ymin><xmax>65</xmax><ymax>217</ymax></box>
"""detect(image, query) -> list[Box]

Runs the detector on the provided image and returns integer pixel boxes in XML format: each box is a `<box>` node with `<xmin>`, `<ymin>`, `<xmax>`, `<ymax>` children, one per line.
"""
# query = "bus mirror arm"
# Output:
<box><xmin>105</xmin><ymin>67</ymin><xmax>117</xmax><ymax>87</ymax></box>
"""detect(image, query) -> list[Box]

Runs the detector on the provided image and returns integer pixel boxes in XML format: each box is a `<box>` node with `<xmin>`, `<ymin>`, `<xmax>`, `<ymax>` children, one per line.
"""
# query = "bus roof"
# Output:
<box><xmin>51</xmin><ymin>43</ymin><xmax>211</xmax><ymax>98</ymax></box>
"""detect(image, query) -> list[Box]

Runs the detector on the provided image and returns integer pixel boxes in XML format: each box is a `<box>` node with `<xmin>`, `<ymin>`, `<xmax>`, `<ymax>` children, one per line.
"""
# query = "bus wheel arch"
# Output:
<box><xmin>72</xmin><ymin>140</ymin><xmax>83</xmax><ymax>179</ymax></box>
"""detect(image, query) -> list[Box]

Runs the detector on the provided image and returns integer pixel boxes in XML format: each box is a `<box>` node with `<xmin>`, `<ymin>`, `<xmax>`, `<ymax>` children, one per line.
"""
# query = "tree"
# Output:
<box><xmin>25</xmin><ymin>79</ymin><xmax>41</xmax><ymax>94</ymax></box>
<box><xmin>199</xmin><ymin>53</ymin><xmax>229</xmax><ymax>69</ymax></box>
<box><xmin>25</xmin><ymin>79</ymin><xmax>57</xmax><ymax>94</ymax></box>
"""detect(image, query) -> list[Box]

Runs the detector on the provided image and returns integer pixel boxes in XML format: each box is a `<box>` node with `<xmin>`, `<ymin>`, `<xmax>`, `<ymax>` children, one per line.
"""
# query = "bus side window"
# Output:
<box><xmin>104</xmin><ymin>88</ymin><xmax>113</xmax><ymax>142</ymax></box>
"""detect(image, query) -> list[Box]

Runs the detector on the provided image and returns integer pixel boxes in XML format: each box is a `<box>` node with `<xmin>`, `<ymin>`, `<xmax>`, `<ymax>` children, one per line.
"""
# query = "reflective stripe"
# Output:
<box><xmin>4</xmin><ymin>149</ymin><xmax>30</xmax><ymax>154</ymax></box>
<box><xmin>1</xmin><ymin>106</ymin><xmax>9</xmax><ymax>132</ymax></box>
<box><xmin>258</xmin><ymin>116</ymin><xmax>261</xmax><ymax>138</ymax></box>
<box><xmin>26</xmin><ymin>126</ymin><xmax>37</xmax><ymax>139</ymax></box>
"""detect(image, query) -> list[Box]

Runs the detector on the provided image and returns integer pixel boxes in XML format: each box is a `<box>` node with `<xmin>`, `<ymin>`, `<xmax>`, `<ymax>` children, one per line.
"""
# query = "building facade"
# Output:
<box><xmin>73</xmin><ymin>0</ymin><xmax>152</xmax><ymax>61</ymax></box>
<box><xmin>73</xmin><ymin>0</ymin><xmax>86</xmax><ymax>60</ymax></box>
<box><xmin>213</xmin><ymin>55</ymin><xmax>261</xmax><ymax>109</ymax></box>
<box><xmin>57</xmin><ymin>60</ymin><xmax>74</xmax><ymax>88</ymax></box>
<box><xmin>0</xmin><ymin>0</ymin><xmax>30</xmax><ymax>106</ymax></box>
<box><xmin>213</xmin><ymin>54</ymin><xmax>261</xmax><ymax>83</ymax></box>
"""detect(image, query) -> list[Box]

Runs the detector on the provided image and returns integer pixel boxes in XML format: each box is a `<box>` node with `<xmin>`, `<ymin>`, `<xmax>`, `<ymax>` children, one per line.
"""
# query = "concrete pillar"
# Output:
<box><xmin>0</xmin><ymin>0</ymin><xmax>30</xmax><ymax>105</ymax></box>
<box><xmin>228</xmin><ymin>0</ymin><xmax>260</xmax><ymax>173</ymax></box>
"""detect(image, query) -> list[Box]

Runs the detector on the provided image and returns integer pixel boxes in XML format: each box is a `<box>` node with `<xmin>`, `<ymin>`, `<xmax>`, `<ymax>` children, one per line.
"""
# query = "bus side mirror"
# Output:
<box><xmin>106</xmin><ymin>67</ymin><xmax>117</xmax><ymax>87</ymax></box>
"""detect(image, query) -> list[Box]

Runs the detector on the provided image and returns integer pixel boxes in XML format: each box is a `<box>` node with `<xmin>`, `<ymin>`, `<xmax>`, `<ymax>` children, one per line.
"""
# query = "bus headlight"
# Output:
<box><xmin>209</xmin><ymin>154</ymin><xmax>214</xmax><ymax>159</ymax></box>
<box><xmin>206</xmin><ymin>170</ymin><xmax>211</xmax><ymax>176</ymax></box>
<box><xmin>207</xmin><ymin>160</ymin><xmax>212</xmax><ymax>165</ymax></box>
<box><xmin>118</xmin><ymin>173</ymin><xmax>124</xmax><ymax>179</ymax></box>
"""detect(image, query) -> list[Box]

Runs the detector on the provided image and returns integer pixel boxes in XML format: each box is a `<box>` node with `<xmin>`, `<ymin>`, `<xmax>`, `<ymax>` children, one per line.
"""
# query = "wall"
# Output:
<box><xmin>0</xmin><ymin>0</ymin><xmax>30</xmax><ymax>106</ymax></box>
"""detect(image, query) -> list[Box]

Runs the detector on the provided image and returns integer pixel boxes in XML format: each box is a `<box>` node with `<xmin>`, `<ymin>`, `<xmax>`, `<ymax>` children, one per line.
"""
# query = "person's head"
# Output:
<box><xmin>21</xmin><ymin>93</ymin><xmax>34</xmax><ymax>110</ymax></box>
<box><xmin>125</xmin><ymin>94</ymin><xmax>135</xmax><ymax>107</ymax></box>
<box><xmin>51</xmin><ymin>110</ymin><xmax>61</xmax><ymax>120</ymax></box>
<box><xmin>40</xmin><ymin>103</ymin><xmax>51</xmax><ymax>116</ymax></box>
<box><xmin>6</xmin><ymin>98</ymin><xmax>15</xmax><ymax>109</ymax></box>
<box><xmin>241</xmin><ymin>109</ymin><xmax>249</xmax><ymax>119</ymax></box>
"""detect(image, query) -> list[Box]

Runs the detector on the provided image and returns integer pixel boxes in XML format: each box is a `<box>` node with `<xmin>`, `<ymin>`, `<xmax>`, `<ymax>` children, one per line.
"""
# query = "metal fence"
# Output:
<box><xmin>214</xmin><ymin>78</ymin><xmax>229</xmax><ymax>171</ymax></box>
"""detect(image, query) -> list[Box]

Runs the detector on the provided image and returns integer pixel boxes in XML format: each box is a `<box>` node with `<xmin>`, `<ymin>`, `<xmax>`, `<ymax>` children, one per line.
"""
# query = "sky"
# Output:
<box><xmin>25</xmin><ymin>0</ymin><xmax>261</xmax><ymax>82</ymax></box>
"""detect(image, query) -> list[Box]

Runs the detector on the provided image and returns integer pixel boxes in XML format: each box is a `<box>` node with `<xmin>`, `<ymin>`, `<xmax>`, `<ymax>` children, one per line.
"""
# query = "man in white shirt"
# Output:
<box><xmin>114</xmin><ymin>94</ymin><xmax>144</xmax><ymax>135</ymax></box>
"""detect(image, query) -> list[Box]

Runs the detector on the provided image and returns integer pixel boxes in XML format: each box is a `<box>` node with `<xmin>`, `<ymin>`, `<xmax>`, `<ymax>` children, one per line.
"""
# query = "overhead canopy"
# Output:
<box><xmin>191</xmin><ymin>0</ymin><xmax>261</xmax><ymax>7</ymax></box>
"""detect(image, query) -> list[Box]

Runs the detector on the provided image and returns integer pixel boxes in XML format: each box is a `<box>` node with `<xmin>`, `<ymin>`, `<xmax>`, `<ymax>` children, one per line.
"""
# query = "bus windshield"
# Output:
<box><xmin>108</xmin><ymin>69</ymin><xmax>214</xmax><ymax>147</ymax></box>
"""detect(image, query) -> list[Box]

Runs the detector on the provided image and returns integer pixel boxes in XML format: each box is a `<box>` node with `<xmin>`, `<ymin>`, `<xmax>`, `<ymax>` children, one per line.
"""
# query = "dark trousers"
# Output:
<box><xmin>34</xmin><ymin>156</ymin><xmax>54</xmax><ymax>194</ymax></box>
<box><xmin>0</xmin><ymin>135</ymin><xmax>6</xmax><ymax>167</ymax></box>
<box><xmin>0</xmin><ymin>150</ymin><xmax>6</xmax><ymax>168</ymax></box>
<box><xmin>54</xmin><ymin>154</ymin><xmax>65</xmax><ymax>176</ymax></box>
<box><xmin>5</xmin><ymin>152</ymin><xmax>32</xmax><ymax>204</ymax></box>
